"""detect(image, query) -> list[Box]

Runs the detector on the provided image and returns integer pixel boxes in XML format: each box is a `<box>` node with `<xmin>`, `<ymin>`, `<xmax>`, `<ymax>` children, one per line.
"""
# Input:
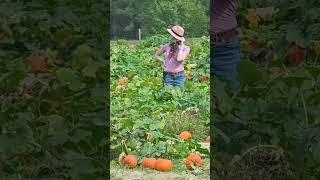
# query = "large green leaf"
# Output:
<box><xmin>312</xmin><ymin>142</ymin><xmax>320</xmax><ymax>163</ymax></box>
<box><xmin>238</xmin><ymin>59</ymin><xmax>263</xmax><ymax>85</ymax></box>
<box><xmin>82</xmin><ymin>61</ymin><xmax>100</xmax><ymax>78</ymax></box>
<box><xmin>213</xmin><ymin>127</ymin><xmax>231</xmax><ymax>144</ymax></box>
<box><xmin>46</xmin><ymin>133</ymin><xmax>70</xmax><ymax>146</ymax></box>
<box><xmin>56</xmin><ymin>68</ymin><xmax>85</xmax><ymax>91</ymax></box>
<box><xmin>70</xmin><ymin>129</ymin><xmax>92</xmax><ymax>143</ymax></box>
<box><xmin>232</xmin><ymin>130</ymin><xmax>251</xmax><ymax>139</ymax></box>
<box><xmin>286</xmin><ymin>25</ymin><xmax>304</xmax><ymax>43</ymax></box>
<box><xmin>54</xmin><ymin>6</ymin><xmax>80</xmax><ymax>26</ymax></box>
<box><xmin>47</xmin><ymin>114</ymin><xmax>67</xmax><ymax>135</ymax></box>
<box><xmin>72</xmin><ymin>44</ymin><xmax>92</xmax><ymax>70</ymax></box>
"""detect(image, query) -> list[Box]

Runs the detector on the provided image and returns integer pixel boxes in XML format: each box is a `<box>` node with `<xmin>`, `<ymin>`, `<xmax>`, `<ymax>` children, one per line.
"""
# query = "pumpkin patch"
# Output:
<box><xmin>111</xmin><ymin>36</ymin><xmax>209</xmax><ymax>176</ymax></box>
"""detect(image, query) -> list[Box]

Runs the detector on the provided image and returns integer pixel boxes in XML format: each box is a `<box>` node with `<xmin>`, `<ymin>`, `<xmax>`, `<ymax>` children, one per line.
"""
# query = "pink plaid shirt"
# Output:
<box><xmin>162</xmin><ymin>43</ymin><xmax>190</xmax><ymax>73</ymax></box>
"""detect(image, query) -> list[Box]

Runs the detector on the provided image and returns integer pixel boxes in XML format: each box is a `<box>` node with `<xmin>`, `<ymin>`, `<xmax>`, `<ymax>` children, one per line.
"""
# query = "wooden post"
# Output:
<box><xmin>138</xmin><ymin>28</ymin><xmax>141</xmax><ymax>41</ymax></box>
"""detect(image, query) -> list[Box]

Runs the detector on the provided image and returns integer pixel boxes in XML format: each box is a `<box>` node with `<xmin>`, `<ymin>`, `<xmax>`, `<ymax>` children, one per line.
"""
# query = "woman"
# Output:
<box><xmin>154</xmin><ymin>25</ymin><xmax>190</xmax><ymax>89</ymax></box>
<box><xmin>210</xmin><ymin>0</ymin><xmax>241</xmax><ymax>92</ymax></box>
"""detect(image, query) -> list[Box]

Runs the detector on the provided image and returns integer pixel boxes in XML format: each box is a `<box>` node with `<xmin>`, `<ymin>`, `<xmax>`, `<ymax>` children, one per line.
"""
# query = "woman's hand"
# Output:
<box><xmin>154</xmin><ymin>47</ymin><xmax>165</xmax><ymax>65</ymax></box>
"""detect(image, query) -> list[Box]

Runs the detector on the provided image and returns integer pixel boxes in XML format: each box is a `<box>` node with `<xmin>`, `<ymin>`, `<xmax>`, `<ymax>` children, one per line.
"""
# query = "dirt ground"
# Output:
<box><xmin>111</xmin><ymin>143</ymin><xmax>210</xmax><ymax>180</ymax></box>
<box><xmin>110</xmin><ymin>168</ymin><xmax>210</xmax><ymax>180</ymax></box>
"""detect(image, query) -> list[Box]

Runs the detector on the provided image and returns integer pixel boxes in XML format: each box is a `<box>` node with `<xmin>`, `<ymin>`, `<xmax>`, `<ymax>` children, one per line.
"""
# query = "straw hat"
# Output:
<box><xmin>167</xmin><ymin>25</ymin><xmax>185</xmax><ymax>42</ymax></box>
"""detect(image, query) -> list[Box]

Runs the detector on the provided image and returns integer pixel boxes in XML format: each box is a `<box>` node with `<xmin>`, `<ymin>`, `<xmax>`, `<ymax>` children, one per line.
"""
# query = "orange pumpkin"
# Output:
<box><xmin>142</xmin><ymin>158</ymin><xmax>157</xmax><ymax>169</ymax></box>
<box><xmin>185</xmin><ymin>153</ymin><xmax>203</xmax><ymax>171</ymax></box>
<box><xmin>154</xmin><ymin>159</ymin><xmax>173</xmax><ymax>172</ymax></box>
<box><xmin>121</xmin><ymin>155</ymin><xmax>138</xmax><ymax>168</ymax></box>
<box><xmin>179</xmin><ymin>131</ymin><xmax>192</xmax><ymax>140</ymax></box>
<box><xmin>287</xmin><ymin>43</ymin><xmax>305</xmax><ymax>65</ymax></box>
<box><xmin>30</xmin><ymin>55</ymin><xmax>48</xmax><ymax>72</ymax></box>
<box><xmin>206</xmin><ymin>136</ymin><xmax>210</xmax><ymax>143</ymax></box>
<box><xmin>199</xmin><ymin>76</ymin><xmax>207</xmax><ymax>82</ymax></box>
<box><xmin>119</xmin><ymin>77</ymin><xmax>128</xmax><ymax>85</ymax></box>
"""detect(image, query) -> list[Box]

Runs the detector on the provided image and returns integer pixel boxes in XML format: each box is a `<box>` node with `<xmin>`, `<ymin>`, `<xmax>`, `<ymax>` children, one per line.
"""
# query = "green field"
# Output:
<box><xmin>110</xmin><ymin>35</ymin><xmax>210</xmax><ymax>177</ymax></box>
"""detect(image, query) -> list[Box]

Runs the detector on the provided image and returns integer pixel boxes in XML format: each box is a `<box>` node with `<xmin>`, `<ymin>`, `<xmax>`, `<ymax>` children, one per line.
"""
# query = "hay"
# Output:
<box><xmin>226</xmin><ymin>145</ymin><xmax>294</xmax><ymax>180</ymax></box>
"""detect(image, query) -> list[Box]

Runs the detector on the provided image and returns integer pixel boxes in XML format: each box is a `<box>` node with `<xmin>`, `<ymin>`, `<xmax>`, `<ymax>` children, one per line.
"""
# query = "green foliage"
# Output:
<box><xmin>110</xmin><ymin>37</ymin><xmax>210</xmax><ymax>161</ymax></box>
<box><xmin>239</xmin><ymin>0</ymin><xmax>320</xmax><ymax>60</ymax></box>
<box><xmin>137</xmin><ymin>0</ymin><xmax>209</xmax><ymax>38</ymax></box>
<box><xmin>0</xmin><ymin>0</ymin><xmax>108</xmax><ymax>179</ymax></box>
<box><xmin>213</xmin><ymin>61</ymin><xmax>320</xmax><ymax>178</ymax></box>
<box><xmin>111</xmin><ymin>0</ymin><xmax>209</xmax><ymax>39</ymax></box>
<box><xmin>214</xmin><ymin>1</ymin><xmax>320</xmax><ymax>178</ymax></box>
<box><xmin>139</xmin><ymin>35</ymin><xmax>170</xmax><ymax>48</ymax></box>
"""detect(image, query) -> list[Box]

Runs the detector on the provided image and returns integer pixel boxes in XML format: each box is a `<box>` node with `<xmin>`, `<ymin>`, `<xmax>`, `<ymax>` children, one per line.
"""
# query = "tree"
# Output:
<box><xmin>111</xmin><ymin>0</ymin><xmax>209</xmax><ymax>39</ymax></box>
<box><xmin>111</xmin><ymin>0</ymin><xmax>139</xmax><ymax>39</ymax></box>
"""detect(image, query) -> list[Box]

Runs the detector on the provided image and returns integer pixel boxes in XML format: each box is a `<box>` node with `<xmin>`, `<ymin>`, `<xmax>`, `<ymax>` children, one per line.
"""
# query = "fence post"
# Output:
<box><xmin>138</xmin><ymin>28</ymin><xmax>141</xmax><ymax>41</ymax></box>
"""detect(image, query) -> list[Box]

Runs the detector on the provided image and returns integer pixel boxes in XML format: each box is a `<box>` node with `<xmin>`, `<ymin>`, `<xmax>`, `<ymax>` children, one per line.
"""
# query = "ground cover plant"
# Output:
<box><xmin>110</xmin><ymin>35</ymin><xmax>210</xmax><ymax>179</ymax></box>
<box><xmin>212</xmin><ymin>0</ymin><xmax>320</xmax><ymax>179</ymax></box>
<box><xmin>0</xmin><ymin>1</ymin><xmax>108</xmax><ymax>179</ymax></box>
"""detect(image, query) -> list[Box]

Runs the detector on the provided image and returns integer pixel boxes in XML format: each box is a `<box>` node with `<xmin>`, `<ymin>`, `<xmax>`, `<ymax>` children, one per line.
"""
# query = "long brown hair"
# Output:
<box><xmin>168</xmin><ymin>40</ymin><xmax>181</xmax><ymax>59</ymax></box>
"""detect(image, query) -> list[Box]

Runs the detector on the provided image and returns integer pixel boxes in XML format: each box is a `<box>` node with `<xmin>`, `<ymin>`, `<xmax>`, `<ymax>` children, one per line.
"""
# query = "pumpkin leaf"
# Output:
<box><xmin>82</xmin><ymin>61</ymin><xmax>100</xmax><ymax>78</ymax></box>
<box><xmin>56</xmin><ymin>68</ymin><xmax>85</xmax><ymax>91</ymax></box>
<box><xmin>72</xmin><ymin>44</ymin><xmax>92</xmax><ymax>70</ymax></box>
<box><xmin>47</xmin><ymin>114</ymin><xmax>67</xmax><ymax>135</ymax></box>
<box><xmin>70</xmin><ymin>129</ymin><xmax>92</xmax><ymax>143</ymax></box>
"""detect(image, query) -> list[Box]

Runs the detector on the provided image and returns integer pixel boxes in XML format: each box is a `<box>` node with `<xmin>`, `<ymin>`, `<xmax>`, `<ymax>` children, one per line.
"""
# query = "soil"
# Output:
<box><xmin>110</xmin><ymin>168</ymin><xmax>210</xmax><ymax>180</ymax></box>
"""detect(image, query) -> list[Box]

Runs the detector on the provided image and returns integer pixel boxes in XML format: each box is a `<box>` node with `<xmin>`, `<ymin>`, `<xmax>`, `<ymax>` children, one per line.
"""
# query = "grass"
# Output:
<box><xmin>163</xmin><ymin>111</ymin><xmax>209</xmax><ymax>142</ymax></box>
<box><xmin>110</xmin><ymin>158</ymin><xmax>210</xmax><ymax>173</ymax></box>
<box><xmin>110</xmin><ymin>158</ymin><xmax>210</xmax><ymax>180</ymax></box>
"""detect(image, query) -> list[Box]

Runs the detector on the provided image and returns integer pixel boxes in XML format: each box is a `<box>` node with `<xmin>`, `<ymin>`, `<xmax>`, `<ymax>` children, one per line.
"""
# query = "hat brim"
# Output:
<box><xmin>167</xmin><ymin>29</ymin><xmax>185</xmax><ymax>42</ymax></box>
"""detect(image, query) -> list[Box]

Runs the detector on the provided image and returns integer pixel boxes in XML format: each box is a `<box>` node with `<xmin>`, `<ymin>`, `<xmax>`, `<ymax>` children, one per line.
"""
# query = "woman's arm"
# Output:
<box><xmin>176</xmin><ymin>43</ymin><xmax>189</xmax><ymax>62</ymax></box>
<box><xmin>154</xmin><ymin>47</ymin><xmax>165</xmax><ymax>65</ymax></box>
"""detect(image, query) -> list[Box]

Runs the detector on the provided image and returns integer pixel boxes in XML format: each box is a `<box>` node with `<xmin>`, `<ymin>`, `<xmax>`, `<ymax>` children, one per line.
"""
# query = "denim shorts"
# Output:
<box><xmin>210</xmin><ymin>37</ymin><xmax>241</xmax><ymax>92</ymax></box>
<box><xmin>163</xmin><ymin>71</ymin><xmax>186</xmax><ymax>89</ymax></box>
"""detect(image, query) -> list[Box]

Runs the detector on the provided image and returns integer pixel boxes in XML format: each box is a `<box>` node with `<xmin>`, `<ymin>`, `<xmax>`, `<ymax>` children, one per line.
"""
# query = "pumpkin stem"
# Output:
<box><xmin>118</xmin><ymin>152</ymin><xmax>126</xmax><ymax>165</ymax></box>
<box><xmin>191</xmin><ymin>164</ymin><xmax>196</xmax><ymax>171</ymax></box>
<box><xmin>121</xmin><ymin>140</ymin><xmax>129</xmax><ymax>155</ymax></box>
<box><xmin>149</xmin><ymin>150</ymin><xmax>156</xmax><ymax>157</ymax></box>
<box><xmin>163</xmin><ymin>142</ymin><xmax>169</xmax><ymax>159</ymax></box>
<box><xmin>124</xmin><ymin>141</ymin><xmax>129</xmax><ymax>155</ymax></box>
